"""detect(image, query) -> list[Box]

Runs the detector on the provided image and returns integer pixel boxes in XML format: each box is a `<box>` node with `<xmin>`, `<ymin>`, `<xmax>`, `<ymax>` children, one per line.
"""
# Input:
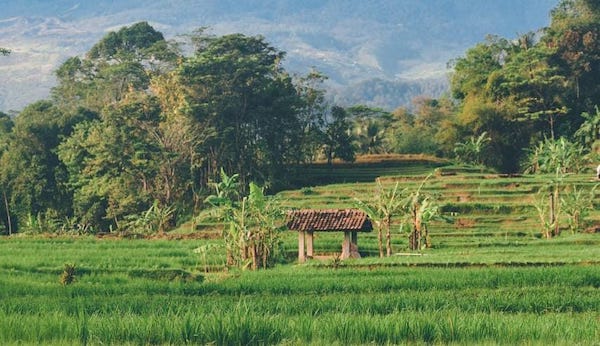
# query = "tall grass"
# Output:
<box><xmin>1</xmin><ymin>257</ymin><xmax>599</xmax><ymax>344</ymax></box>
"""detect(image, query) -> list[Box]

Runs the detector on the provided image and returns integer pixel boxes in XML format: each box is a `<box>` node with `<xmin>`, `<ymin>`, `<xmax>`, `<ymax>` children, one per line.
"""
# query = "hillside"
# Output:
<box><xmin>0</xmin><ymin>0</ymin><xmax>557</xmax><ymax>111</ymax></box>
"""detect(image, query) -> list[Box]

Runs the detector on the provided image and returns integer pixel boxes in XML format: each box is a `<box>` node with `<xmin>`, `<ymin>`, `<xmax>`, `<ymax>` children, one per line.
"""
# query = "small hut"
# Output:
<box><xmin>286</xmin><ymin>209</ymin><xmax>373</xmax><ymax>262</ymax></box>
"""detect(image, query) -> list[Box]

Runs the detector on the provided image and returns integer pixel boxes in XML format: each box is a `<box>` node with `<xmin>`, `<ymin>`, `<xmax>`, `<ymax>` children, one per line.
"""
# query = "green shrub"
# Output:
<box><xmin>59</xmin><ymin>263</ymin><xmax>77</xmax><ymax>285</ymax></box>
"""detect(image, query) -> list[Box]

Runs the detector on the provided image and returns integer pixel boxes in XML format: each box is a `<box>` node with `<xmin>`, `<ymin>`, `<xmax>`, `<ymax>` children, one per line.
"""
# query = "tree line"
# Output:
<box><xmin>1</xmin><ymin>0</ymin><xmax>599</xmax><ymax>236</ymax></box>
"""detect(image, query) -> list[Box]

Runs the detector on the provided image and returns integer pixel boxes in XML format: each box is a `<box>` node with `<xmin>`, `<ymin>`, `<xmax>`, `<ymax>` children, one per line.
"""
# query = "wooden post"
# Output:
<box><xmin>350</xmin><ymin>231</ymin><xmax>361</xmax><ymax>258</ymax></box>
<box><xmin>341</xmin><ymin>231</ymin><xmax>351</xmax><ymax>259</ymax></box>
<box><xmin>298</xmin><ymin>231</ymin><xmax>306</xmax><ymax>263</ymax></box>
<box><xmin>306</xmin><ymin>231</ymin><xmax>314</xmax><ymax>259</ymax></box>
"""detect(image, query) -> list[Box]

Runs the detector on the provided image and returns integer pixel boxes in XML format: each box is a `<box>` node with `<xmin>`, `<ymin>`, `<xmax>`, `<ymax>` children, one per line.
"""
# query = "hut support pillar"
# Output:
<box><xmin>306</xmin><ymin>231</ymin><xmax>314</xmax><ymax>259</ymax></box>
<box><xmin>341</xmin><ymin>231</ymin><xmax>360</xmax><ymax>260</ymax></box>
<box><xmin>341</xmin><ymin>231</ymin><xmax>351</xmax><ymax>259</ymax></box>
<box><xmin>298</xmin><ymin>231</ymin><xmax>306</xmax><ymax>263</ymax></box>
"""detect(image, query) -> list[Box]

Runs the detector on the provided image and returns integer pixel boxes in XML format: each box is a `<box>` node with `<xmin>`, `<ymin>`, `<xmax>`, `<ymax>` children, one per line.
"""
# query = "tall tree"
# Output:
<box><xmin>347</xmin><ymin>105</ymin><xmax>391</xmax><ymax>155</ymax></box>
<box><xmin>175</xmin><ymin>33</ymin><xmax>303</xmax><ymax>189</ymax></box>
<box><xmin>0</xmin><ymin>112</ymin><xmax>14</xmax><ymax>234</ymax></box>
<box><xmin>491</xmin><ymin>44</ymin><xmax>569</xmax><ymax>139</ymax></box>
<box><xmin>543</xmin><ymin>0</ymin><xmax>600</xmax><ymax>130</ymax></box>
<box><xmin>52</xmin><ymin>22</ymin><xmax>177</xmax><ymax>112</ymax></box>
<box><xmin>0</xmin><ymin>101</ymin><xmax>89</xmax><ymax>232</ymax></box>
<box><xmin>323</xmin><ymin>106</ymin><xmax>356</xmax><ymax>165</ymax></box>
<box><xmin>449</xmin><ymin>35</ymin><xmax>509</xmax><ymax>100</ymax></box>
<box><xmin>58</xmin><ymin>94</ymin><xmax>162</xmax><ymax>231</ymax></box>
<box><xmin>293</xmin><ymin>70</ymin><xmax>328</xmax><ymax>163</ymax></box>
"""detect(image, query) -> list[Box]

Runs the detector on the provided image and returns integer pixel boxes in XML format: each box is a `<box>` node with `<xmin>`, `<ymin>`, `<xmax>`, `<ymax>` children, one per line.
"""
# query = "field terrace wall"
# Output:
<box><xmin>286</xmin><ymin>209</ymin><xmax>373</xmax><ymax>262</ymax></box>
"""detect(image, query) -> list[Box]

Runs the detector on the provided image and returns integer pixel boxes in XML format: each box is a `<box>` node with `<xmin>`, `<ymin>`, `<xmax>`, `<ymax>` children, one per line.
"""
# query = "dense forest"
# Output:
<box><xmin>1</xmin><ymin>0</ymin><xmax>599</xmax><ymax>235</ymax></box>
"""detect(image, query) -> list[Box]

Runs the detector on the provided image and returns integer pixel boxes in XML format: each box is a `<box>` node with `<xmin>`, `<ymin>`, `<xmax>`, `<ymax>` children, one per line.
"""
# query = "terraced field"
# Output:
<box><xmin>277</xmin><ymin>164</ymin><xmax>600</xmax><ymax>262</ymax></box>
<box><xmin>1</xmin><ymin>158</ymin><xmax>599</xmax><ymax>345</ymax></box>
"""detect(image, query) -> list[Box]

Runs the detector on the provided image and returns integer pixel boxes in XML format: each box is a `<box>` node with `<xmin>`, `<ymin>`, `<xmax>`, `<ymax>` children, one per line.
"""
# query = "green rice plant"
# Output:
<box><xmin>2</xmin><ymin>165</ymin><xmax>600</xmax><ymax>345</ymax></box>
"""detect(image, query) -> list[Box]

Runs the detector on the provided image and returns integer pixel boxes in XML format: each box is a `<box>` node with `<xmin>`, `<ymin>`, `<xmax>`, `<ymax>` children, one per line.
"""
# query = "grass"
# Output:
<box><xmin>0</xmin><ymin>256</ymin><xmax>598</xmax><ymax>344</ymax></box>
<box><xmin>2</xmin><ymin>157</ymin><xmax>600</xmax><ymax>344</ymax></box>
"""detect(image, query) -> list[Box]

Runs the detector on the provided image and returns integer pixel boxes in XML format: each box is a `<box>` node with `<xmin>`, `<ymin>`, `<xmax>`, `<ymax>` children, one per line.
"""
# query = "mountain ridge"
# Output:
<box><xmin>0</xmin><ymin>0</ymin><xmax>558</xmax><ymax>112</ymax></box>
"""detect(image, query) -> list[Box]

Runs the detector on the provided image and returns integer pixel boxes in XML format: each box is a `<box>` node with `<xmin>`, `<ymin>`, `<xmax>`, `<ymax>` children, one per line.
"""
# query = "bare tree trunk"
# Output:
<box><xmin>3</xmin><ymin>190</ymin><xmax>12</xmax><ymax>235</ymax></box>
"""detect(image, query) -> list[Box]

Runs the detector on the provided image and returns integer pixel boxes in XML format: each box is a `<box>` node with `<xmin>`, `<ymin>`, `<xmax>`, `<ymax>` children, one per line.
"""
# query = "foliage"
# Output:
<box><xmin>561</xmin><ymin>184</ymin><xmax>598</xmax><ymax>233</ymax></box>
<box><xmin>347</xmin><ymin>105</ymin><xmax>391</xmax><ymax>155</ymax></box>
<box><xmin>354</xmin><ymin>179</ymin><xmax>405</xmax><ymax>257</ymax></box>
<box><xmin>323</xmin><ymin>106</ymin><xmax>356</xmax><ymax>164</ymax></box>
<box><xmin>574</xmin><ymin>105</ymin><xmax>600</xmax><ymax>149</ymax></box>
<box><xmin>175</xmin><ymin>33</ymin><xmax>306</xmax><ymax>189</ymax></box>
<box><xmin>0</xmin><ymin>101</ymin><xmax>87</xmax><ymax>233</ymax></box>
<box><xmin>59</xmin><ymin>263</ymin><xmax>76</xmax><ymax>285</ymax></box>
<box><xmin>204</xmin><ymin>169</ymin><xmax>284</xmax><ymax>270</ymax></box>
<box><xmin>293</xmin><ymin>70</ymin><xmax>329</xmax><ymax>163</ymax></box>
<box><xmin>402</xmin><ymin>176</ymin><xmax>443</xmax><ymax>250</ymax></box>
<box><xmin>57</xmin><ymin>95</ymin><xmax>162</xmax><ymax>232</ymax></box>
<box><xmin>122</xmin><ymin>200</ymin><xmax>176</xmax><ymax>235</ymax></box>
<box><xmin>1</xmin><ymin>236</ymin><xmax>599</xmax><ymax>345</ymax></box>
<box><xmin>523</xmin><ymin>137</ymin><xmax>588</xmax><ymax>174</ymax></box>
<box><xmin>387</xmin><ymin>98</ymin><xmax>456</xmax><ymax>157</ymax></box>
<box><xmin>0</xmin><ymin>48</ymin><xmax>9</xmax><ymax>56</ymax></box>
<box><xmin>448</xmin><ymin>1</ymin><xmax>600</xmax><ymax>171</ymax></box>
<box><xmin>525</xmin><ymin>137</ymin><xmax>590</xmax><ymax>238</ymax></box>
<box><xmin>453</xmin><ymin>131</ymin><xmax>491</xmax><ymax>166</ymax></box>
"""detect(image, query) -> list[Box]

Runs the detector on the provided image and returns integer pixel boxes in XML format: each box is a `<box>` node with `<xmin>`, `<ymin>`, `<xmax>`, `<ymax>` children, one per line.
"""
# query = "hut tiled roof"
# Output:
<box><xmin>286</xmin><ymin>209</ymin><xmax>373</xmax><ymax>232</ymax></box>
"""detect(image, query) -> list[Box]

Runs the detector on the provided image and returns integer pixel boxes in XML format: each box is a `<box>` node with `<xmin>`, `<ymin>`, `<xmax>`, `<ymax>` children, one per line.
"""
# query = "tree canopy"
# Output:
<box><xmin>3</xmin><ymin>0</ymin><xmax>600</xmax><ymax>235</ymax></box>
<box><xmin>449</xmin><ymin>0</ymin><xmax>600</xmax><ymax>171</ymax></box>
<box><xmin>0</xmin><ymin>23</ymin><xmax>348</xmax><ymax>234</ymax></box>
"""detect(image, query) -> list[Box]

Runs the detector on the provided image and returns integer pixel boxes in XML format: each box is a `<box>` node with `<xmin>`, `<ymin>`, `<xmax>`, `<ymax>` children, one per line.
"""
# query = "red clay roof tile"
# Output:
<box><xmin>286</xmin><ymin>209</ymin><xmax>372</xmax><ymax>232</ymax></box>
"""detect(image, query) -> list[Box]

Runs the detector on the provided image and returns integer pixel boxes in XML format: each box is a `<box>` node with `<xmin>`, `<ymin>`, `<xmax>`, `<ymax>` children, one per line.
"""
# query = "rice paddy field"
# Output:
<box><xmin>1</xmin><ymin>158</ymin><xmax>600</xmax><ymax>345</ymax></box>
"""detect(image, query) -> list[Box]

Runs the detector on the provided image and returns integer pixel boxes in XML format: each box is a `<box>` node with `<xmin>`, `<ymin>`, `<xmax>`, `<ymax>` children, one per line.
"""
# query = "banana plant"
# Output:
<box><xmin>355</xmin><ymin>179</ymin><xmax>406</xmax><ymax>257</ymax></box>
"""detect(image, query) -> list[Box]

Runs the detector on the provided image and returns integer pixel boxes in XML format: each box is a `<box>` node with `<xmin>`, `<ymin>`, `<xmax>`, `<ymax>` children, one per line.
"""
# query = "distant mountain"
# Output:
<box><xmin>0</xmin><ymin>0</ymin><xmax>558</xmax><ymax>112</ymax></box>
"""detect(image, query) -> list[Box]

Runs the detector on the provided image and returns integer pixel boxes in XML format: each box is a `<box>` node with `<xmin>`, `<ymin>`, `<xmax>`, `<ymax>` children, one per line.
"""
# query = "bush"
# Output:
<box><xmin>59</xmin><ymin>263</ymin><xmax>77</xmax><ymax>285</ymax></box>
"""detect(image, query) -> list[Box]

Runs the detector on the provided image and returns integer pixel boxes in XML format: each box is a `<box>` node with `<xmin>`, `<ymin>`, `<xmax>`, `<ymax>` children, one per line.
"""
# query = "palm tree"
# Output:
<box><xmin>353</xmin><ymin>118</ymin><xmax>386</xmax><ymax>154</ymax></box>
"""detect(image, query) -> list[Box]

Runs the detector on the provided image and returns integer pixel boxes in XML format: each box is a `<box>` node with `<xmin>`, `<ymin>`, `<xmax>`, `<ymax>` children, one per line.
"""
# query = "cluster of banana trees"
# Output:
<box><xmin>355</xmin><ymin>175</ymin><xmax>443</xmax><ymax>254</ymax></box>
<box><xmin>204</xmin><ymin>170</ymin><xmax>285</xmax><ymax>270</ymax></box>
<box><xmin>527</xmin><ymin>137</ymin><xmax>597</xmax><ymax>238</ymax></box>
